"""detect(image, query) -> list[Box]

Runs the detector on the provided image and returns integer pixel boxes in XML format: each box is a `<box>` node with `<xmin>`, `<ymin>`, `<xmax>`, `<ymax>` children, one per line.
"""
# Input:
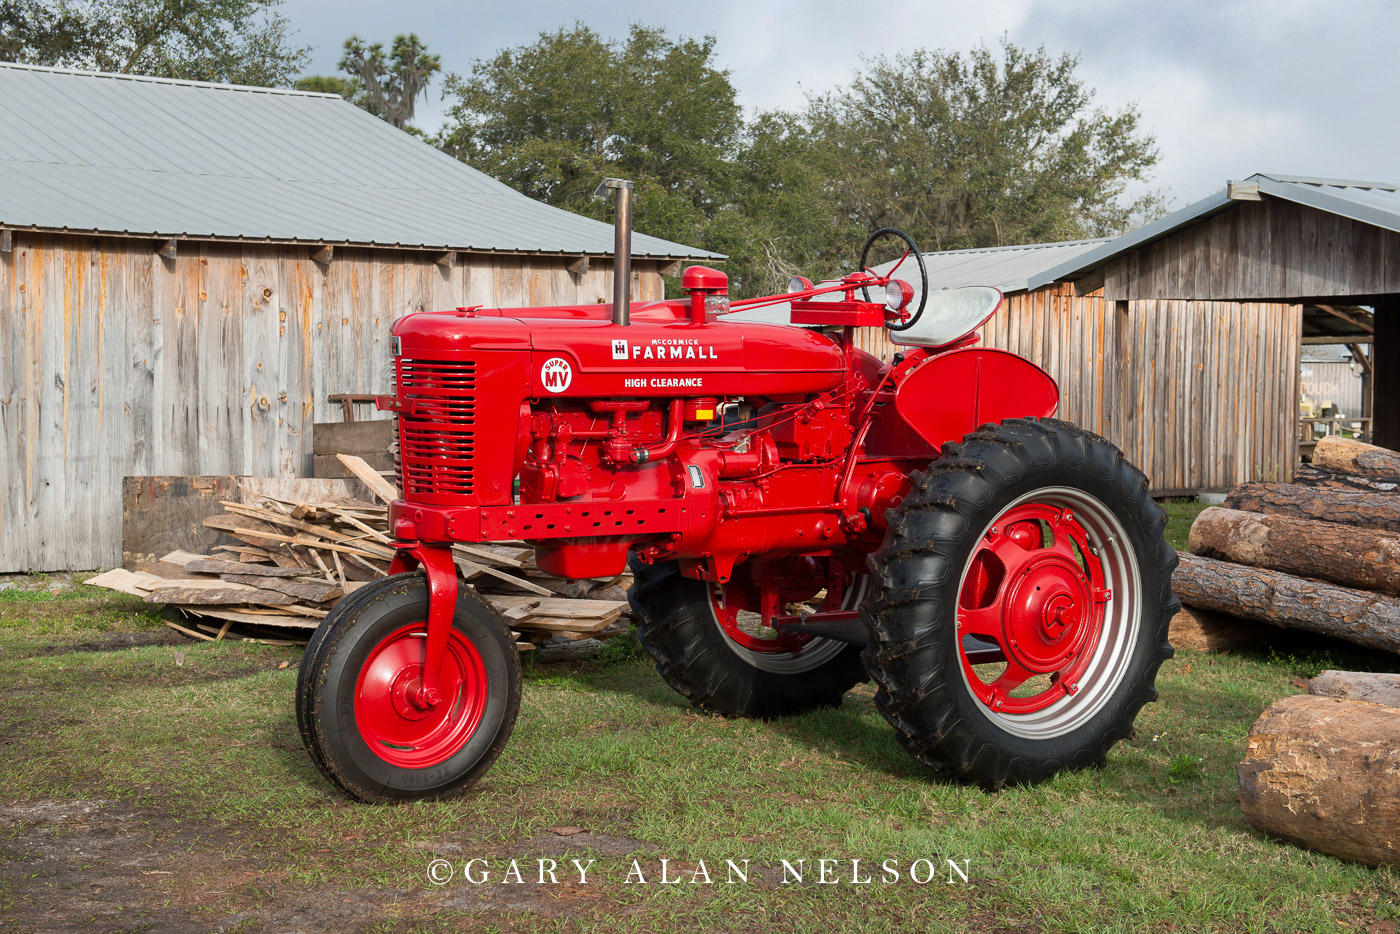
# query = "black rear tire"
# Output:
<box><xmin>628</xmin><ymin>558</ymin><xmax>867</xmax><ymax>718</ymax></box>
<box><xmin>862</xmin><ymin>417</ymin><xmax>1177</xmax><ymax>789</ymax></box>
<box><xmin>296</xmin><ymin>573</ymin><xmax>521</xmax><ymax>804</ymax></box>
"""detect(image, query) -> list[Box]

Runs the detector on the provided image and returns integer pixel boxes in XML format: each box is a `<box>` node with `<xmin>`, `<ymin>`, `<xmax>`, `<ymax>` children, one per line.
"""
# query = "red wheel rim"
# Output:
<box><xmin>957</xmin><ymin>503</ymin><xmax>1111</xmax><ymax>715</ymax></box>
<box><xmin>709</xmin><ymin>577</ymin><xmax>820</xmax><ymax>654</ymax></box>
<box><xmin>354</xmin><ymin>623</ymin><xmax>488</xmax><ymax>768</ymax></box>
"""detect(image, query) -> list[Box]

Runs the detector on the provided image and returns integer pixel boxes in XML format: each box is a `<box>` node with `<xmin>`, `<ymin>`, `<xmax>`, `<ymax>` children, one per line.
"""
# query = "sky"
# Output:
<box><xmin>279</xmin><ymin>0</ymin><xmax>1400</xmax><ymax>210</ymax></box>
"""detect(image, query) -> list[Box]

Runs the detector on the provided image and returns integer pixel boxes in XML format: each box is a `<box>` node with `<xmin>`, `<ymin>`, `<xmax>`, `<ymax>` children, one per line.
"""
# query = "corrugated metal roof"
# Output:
<box><xmin>730</xmin><ymin>238</ymin><xmax>1108</xmax><ymax>324</ymax></box>
<box><xmin>1027</xmin><ymin>173</ymin><xmax>1400</xmax><ymax>289</ymax></box>
<box><xmin>874</xmin><ymin>238</ymin><xmax>1110</xmax><ymax>293</ymax></box>
<box><xmin>0</xmin><ymin>63</ymin><xmax>720</xmax><ymax>259</ymax></box>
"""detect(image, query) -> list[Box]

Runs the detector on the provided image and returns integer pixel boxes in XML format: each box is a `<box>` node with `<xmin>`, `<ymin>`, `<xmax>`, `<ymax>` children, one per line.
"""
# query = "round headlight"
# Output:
<box><xmin>885</xmin><ymin>279</ymin><xmax>914</xmax><ymax>311</ymax></box>
<box><xmin>787</xmin><ymin>275</ymin><xmax>814</xmax><ymax>294</ymax></box>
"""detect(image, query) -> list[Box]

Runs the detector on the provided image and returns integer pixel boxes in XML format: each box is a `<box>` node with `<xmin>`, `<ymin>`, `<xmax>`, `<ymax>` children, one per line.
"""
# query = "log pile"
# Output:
<box><xmin>1238</xmin><ymin>672</ymin><xmax>1400</xmax><ymax>867</ymax></box>
<box><xmin>1172</xmin><ymin>436</ymin><xmax>1400</xmax><ymax>655</ymax></box>
<box><xmin>86</xmin><ymin>456</ymin><xmax>634</xmax><ymax>658</ymax></box>
<box><xmin>1162</xmin><ymin>438</ymin><xmax>1400</xmax><ymax>866</ymax></box>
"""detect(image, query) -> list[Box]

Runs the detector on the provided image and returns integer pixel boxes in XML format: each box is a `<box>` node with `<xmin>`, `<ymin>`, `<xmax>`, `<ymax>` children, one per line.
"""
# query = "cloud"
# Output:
<box><xmin>279</xmin><ymin>0</ymin><xmax>1400</xmax><ymax>206</ymax></box>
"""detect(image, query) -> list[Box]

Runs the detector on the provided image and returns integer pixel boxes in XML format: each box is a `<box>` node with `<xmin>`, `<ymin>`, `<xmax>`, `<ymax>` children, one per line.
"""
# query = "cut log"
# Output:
<box><xmin>536</xmin><ymin>637</ymin><xmax>611</xmax><ymax>663</ymax></box>
<box><xmin>1168</xmin><ymin>605</ymin><xmax>1260</xmax><ymax>652</ymax></box>
<box><xmin>1224</xmin><ymin>482</ymin><xmax>1400</xmax><ymax>536</ymax></box>
<box><xmin>1308</xmin><ymin>670</ymin><xmax>1400</xmax><ymax>708</ymax></box>
<box><xmin>1291</xmin><ymin>464</ymin><xmax>1399</xmax><ymax>493</ymax></box>
<box><xmin>1313</xmin><ymin>436</ymin><xmax>1400</xmax><ymax>482</ymax></box>
<box><xmin>1189</xmin><ymin>507</ymin><xmax>1400</xmax><ymax>595</ymax></box>
<box><xmin>1172</xmin><ymin>553</ymin><xmax>1400</xmax><ymax>653</ymax></box>
<box><xmin>1238</xmin><ymin>694</ymin><xmax>1400</xmax><ymax>867</ymax></box>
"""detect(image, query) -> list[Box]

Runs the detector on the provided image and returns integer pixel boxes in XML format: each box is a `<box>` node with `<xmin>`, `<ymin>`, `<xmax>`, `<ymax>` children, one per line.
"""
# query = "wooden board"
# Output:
<box><xmin>335</xmin><ymin>454</ymin><xmax>398</xmax><ymax>503</ymax></box>
<box><xmin>313</xmin><ymin>452</ymin><xmax>394</xmax><ymax>479</ymax></box>
<box><xmin>312</xmin><ymin>420</ymin><xmax>394</xmax><ymax>456</ymax></box>
<box><xmin>121</xmin><ymin>476</ymin><xmax>242</xmax><ymax>569</ymax></box>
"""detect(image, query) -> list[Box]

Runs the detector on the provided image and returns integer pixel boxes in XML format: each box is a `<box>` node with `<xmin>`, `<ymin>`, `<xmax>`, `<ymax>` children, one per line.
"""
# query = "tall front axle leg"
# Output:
<box><xmin>389</xmin><ymin>544</ymin><xmax>459</xmax><ymax>709</ymax></box>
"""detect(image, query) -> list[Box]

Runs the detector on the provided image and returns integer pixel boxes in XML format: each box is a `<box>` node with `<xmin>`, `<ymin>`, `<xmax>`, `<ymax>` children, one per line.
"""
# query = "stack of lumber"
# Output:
<box><xmin>87</xmin><ymin>455</ymin><xmax>633</xmax><ymax>658</ymax></box>
<box><xmin>1172</xmin><ymin>436</ymin><xmax>1400</xmax><ymax>655</ymax></box>
<box><xmin>1238</xmin><ymin>671</ymin><xmax>1400</xmax><ymax>867</ymax></box>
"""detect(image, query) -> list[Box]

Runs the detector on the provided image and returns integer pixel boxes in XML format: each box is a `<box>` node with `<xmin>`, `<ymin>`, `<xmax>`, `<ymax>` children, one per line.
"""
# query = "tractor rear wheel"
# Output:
<box><xmin>863</xmin><ymin>418</ymin><xmax>1177</xmax><ymax>789</ymax></box>
<box><xmin>296</xmin><ymin>573</ymin><xmax>521</xmax><ymax>803</ymax></box>
<box><xmin>629</xmin><ymin>558</ymin><xmax>868</xmax><ymax>718</ymax></box>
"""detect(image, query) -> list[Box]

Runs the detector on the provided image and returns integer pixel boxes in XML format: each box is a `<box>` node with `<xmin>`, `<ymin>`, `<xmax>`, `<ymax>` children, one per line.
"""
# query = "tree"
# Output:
<box><xmin>437</xmin><ymin>23</ymin><xmax>742</xmax><ymax>250</ymax></box>
<box><xmin>0</xmin><ymin>0</ymin><xmax>309</xmax><ymax>86</ymax></box>
<box><xmin>339</xmin><ymin>33</ymin><xmax>439</xmax><ymax>131</ymax></box>
<box><xmin>807</xmin><ymin>40</ymin><xmax>1162</xmax><ymax>254</ymax></box>
<box><xmin>0</xmin><ymin>1</ymin><xmax>97</xmax><ymax>65</ymax></box>
<box><xmin>293</xmin><ymin>73</ymin><xmax>357</xmax><ymax>100</ymax></box>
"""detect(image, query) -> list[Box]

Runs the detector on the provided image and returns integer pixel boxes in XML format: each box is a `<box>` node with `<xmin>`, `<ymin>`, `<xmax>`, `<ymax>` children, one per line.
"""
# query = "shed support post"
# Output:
<box><xmin>1374</xmin><ymin>298</ymin><xmax>1400</xmax><ymax>451</ymax></box>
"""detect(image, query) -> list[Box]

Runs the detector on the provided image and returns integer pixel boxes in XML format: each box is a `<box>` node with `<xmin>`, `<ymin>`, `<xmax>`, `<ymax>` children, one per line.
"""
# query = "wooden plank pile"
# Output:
<box><xmin>1172</xmin><ymin>436</ymin><xmax>1400</xmax><ymax>655</ymax></box>
<box><xmin>86</xmin><ymin>456</ymin><xmax>634</xmax><ymax>658</ymax></box>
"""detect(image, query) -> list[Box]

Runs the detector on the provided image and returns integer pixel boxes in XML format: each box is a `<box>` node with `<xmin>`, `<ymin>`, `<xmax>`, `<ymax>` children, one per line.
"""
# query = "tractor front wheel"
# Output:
<box><xmin>863</xmin><ymin>418</ymin><xmax>1177</xmax><ymax>789</ymax></box>
<box><xmin>296</xmin><ymin>573</ymin><xmax>521</xmax><ymax>803</ymax></box>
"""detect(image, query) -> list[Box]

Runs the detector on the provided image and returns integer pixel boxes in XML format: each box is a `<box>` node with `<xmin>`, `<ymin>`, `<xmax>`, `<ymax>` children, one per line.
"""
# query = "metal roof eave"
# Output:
<box><xmin>0</xmin><ymin>222</ymin><xmax>725</xmax><ymax>262</ymax></box>
<box><xmin>1256</xmin><ymin>176</ymin><xmax>1400</xmax><ymax>236</ymax></box>
<box><xmin>1025</xmin><ymin>190</ymin><xmax>1234</xmax><ymax>291</ymax></box>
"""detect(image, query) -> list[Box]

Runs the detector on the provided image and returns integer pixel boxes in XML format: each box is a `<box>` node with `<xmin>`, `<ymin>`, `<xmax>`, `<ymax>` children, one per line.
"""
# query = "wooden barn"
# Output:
<box><xmin>848</xmin><ymin>174</ymin><xmax>1394</xmax><ymax>496</ymax></box>
<box><xmin>0</xmin><ymin>64</ymin><xmax>716</xmax><ymax>572</ymax></box>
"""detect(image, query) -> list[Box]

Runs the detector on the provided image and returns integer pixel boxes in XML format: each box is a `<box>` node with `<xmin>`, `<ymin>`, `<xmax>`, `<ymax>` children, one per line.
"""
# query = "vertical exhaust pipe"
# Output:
<box><xmin>595</xmin><ymin>177</ymin><xmax>634</xmax><ymax>326</ymax></box>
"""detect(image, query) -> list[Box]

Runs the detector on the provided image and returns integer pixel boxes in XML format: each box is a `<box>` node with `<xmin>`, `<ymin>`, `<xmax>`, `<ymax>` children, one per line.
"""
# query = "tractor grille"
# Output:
<box><xmin>397</xmin><ymin>358</ymin><xmax>476</xmax><ymax>497</ymax></box>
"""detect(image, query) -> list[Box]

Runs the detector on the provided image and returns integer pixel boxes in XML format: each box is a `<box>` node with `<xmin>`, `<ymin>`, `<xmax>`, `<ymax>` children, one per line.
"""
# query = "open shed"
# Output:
<box><xmin>846</xmin><ymin>174</ymin><xmax>1398</xmax><ymax>498</ymax></box>
<box><xmin>0</xmin><ymin>64</ymin><xmax>717</xmax><ymax>572</ymax></box>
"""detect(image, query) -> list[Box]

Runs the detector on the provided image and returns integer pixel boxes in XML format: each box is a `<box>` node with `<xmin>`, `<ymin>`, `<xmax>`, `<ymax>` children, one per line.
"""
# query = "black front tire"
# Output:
<box><xmin>628</xmin><ymin>558</ymin><xmax>867</xmax><ymax>718</ymax></box>
<box><xmin>862</xmin><ymin>418</ymin><xmax>1177</xmax><ymax>789</ymax></box>
<box><xmin>296</xmin><ymin>573</ymin><xmax>521</xmax><ymax>804</ymax></box>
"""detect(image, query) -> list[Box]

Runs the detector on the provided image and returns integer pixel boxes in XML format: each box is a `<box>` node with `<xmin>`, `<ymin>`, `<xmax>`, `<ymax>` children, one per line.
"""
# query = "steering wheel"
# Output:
<box><xmin>858</xmin><ymin>227</ymin><xmax>928</xmax><ymax>332</ymax></box>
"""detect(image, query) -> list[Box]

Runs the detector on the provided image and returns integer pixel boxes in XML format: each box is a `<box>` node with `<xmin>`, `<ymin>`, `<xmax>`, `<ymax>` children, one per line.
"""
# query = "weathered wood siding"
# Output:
<box><xmin>856</xmin><ymin>283</ymin><xmax>1302</xmax><ymax>495</ymax></box>
<box><xmin>0</xmin><ymin>232</ymin><xmax>662</xmax><ymax>571</ymax></box>
<box><xmin>1103</xmin><ymin>198</ymin><xmax>1400</xmax><ymax>301</ymax></box>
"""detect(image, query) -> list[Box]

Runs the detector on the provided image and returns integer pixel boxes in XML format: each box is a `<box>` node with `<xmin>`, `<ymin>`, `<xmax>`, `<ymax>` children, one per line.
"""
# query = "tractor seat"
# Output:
<box><xmin>888</xmin><ymin>286</ymin><xmax>1003</xmax><ymax>348</ymax></box>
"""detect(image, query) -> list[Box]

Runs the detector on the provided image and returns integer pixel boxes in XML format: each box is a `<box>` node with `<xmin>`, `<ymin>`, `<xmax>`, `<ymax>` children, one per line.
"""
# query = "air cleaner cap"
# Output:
<box><xmin>681</xmin><ymin>265</ymin><xmax>728</xmax><ymax>294</ymax></box>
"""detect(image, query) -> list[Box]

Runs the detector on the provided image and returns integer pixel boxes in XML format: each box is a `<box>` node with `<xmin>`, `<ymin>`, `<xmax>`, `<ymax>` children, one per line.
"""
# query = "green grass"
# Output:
<box><xmin>1161</xmin><ymin>497</ymin><xmax>1210</xmax><ymax>552</ymax></box>
<box><xmin>0</xmin><ymin>585</ymin><xmax>1395</xmax><ymax>933</ymax></box>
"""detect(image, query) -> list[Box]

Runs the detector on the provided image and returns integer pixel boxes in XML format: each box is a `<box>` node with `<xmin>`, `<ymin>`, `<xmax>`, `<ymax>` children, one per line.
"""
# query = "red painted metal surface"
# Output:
<box><xmin>354</xmin><ymin>621</ymin><xmax>488</xmax><ymax>768</ymax></box>
<box><xmin>956</xmin><ymin>503</ymin><xmax>1110</xmax><ymax>714</ymax></box>
<box><xmin>386</xmin><ymin>260</ymin><xmax>1062</xmax><ymax>651</ymax></box>
<box><xmin>388</xmin><ymin>544</ymin><xmax>459</xmax><ymax>709</ymax></box>
<box><xmin>893</xmin><ymin>348</ymin><xmax>1059</xmax><ymax>451</ymax></box>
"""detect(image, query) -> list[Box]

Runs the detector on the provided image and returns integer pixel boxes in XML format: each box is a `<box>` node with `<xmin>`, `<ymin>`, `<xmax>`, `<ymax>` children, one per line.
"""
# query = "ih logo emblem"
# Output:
<box><xmin>611</xmin><ymin>338</ymin><xmax>628</xmax><ymax>360</ymax></box>
<box><xmin>540</xmin><ymin>357</ymin><xmax>573</xmax><ymax>393</ymax></box>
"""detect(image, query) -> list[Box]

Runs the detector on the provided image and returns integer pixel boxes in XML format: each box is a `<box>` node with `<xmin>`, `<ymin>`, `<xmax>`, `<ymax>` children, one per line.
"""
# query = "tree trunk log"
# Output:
<box><xmin>1172</xmin><ymin>553</ymin><xmax>1400</xmax><ymax>653</ymax></box>
<box><xmin>1292</xmin><ymin>464</ymin><xmax>1399</xmax><ymax>493</ymax></box>
<box><xmin>1308</xmin><ymin>670</ymin><xmax>1400</xmax><ymax>708</ymax></box>
<box><xmin>1238</xmin><ymin>694</ymin><xmax>1400</xmax><ymax>867</ymax></box>
<box><xmin>1313</xmin><ymin>436</ymin><xmax>1400</xmax><ymax>482</ymax></box>
<box><xmin>1224</xmin><ymin>482</ymin><xmax>1400</xmax><ymax>535</ymax></box>
<box><xmin>1168</xmin><ymin>606</ymin><xmax>1260</xmax><ymax>652</ymax></box>
<box><xmin>1189</xmin><ymin>507</ymin><xmax>1400</xmax><ymax>595</ymax></box>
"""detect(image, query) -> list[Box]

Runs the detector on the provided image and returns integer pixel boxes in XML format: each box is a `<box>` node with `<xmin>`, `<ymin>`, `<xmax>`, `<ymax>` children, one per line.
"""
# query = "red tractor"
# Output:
<box><xmin>297</xmin><ymin>179</ymin><xmax>1177</xmax><ymax>803</ymax></box>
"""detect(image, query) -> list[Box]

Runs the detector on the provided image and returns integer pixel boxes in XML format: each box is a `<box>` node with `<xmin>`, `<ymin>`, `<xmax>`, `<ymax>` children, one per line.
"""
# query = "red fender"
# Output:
<box><xmin>893</xmin><ymin>348</ymin><xmax>1059</xmax><ymax>450</ymax></box>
